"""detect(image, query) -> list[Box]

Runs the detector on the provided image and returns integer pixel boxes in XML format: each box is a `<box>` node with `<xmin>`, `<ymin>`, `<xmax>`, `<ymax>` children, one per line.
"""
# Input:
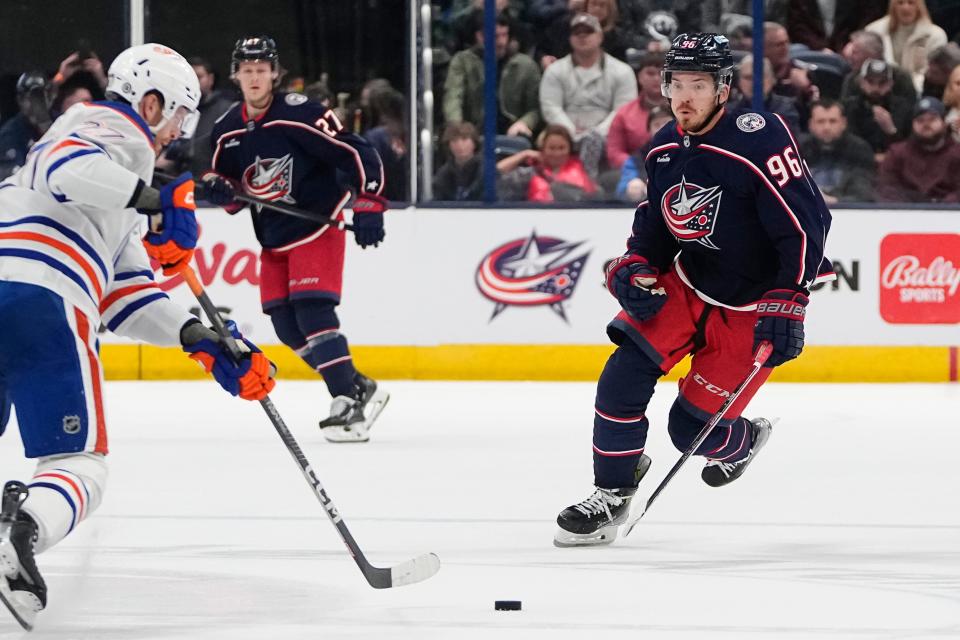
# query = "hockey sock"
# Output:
<box><xmin>592</xmin><ymin>343</ymin><xmax>661</xmax><ymax>489</ymax></box>
<box><xmin>668</xmin><ymin>402</ymin><xmax>752</xmax><ymax>462</ymax></box>
<box><xmin>291</xmin><ymin>300</ymin><xmax>357</xmax><ymax>399</ymax></box>
<box><xmin>21</xmin><ymin>453</ymin><xmax>106</xmax><ymax>553</ymax></box>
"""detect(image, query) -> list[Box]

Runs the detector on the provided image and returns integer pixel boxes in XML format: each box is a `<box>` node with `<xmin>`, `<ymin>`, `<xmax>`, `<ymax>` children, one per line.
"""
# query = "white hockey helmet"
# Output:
<box><xmin>106</xmin><ymin>43</ymin><xmax>201</xmax><ymax>136</ymax></box>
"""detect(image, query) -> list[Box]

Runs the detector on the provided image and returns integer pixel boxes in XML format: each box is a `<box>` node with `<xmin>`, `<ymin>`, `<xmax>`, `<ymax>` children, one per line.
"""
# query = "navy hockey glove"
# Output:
<box><xmin>198</xmin><ymin>171</ymin><xmax>244</xmax><ymax>214</ymax></box>
<box><xmin>351</xmin><ymin>193</ymin><xmax>387</xmax><ymax>249</ymax></box>
<box><xmin>143</xmin><ymin>172</ymin><xmax>197</xmax><ymax>275</ymax></box>
<box><xmin>754</xmin><ymin>289</ymin><xmax>809</xmax><ymax>367</ymax></box>
<box><xmin>180</xmin><ymin>319</ymin><xmax>276</xmax><ymax>401</ymax></box>
<box><xmin>605</xmin><ymin>255</ymin><xmax>667</xmax><ymax>322</ymax></box>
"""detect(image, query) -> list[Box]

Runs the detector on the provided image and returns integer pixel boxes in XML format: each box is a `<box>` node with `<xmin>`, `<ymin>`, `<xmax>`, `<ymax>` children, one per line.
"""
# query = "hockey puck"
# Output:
<box><xmin>495</xmin><ymin>600</ymin><xmax>521</xmax><ymax>611</ymax></box>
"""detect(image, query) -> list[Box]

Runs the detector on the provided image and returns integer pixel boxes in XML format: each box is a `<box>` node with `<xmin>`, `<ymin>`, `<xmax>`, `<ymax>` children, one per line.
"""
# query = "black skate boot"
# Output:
<box><xmin>554</xmin><ymin>454</ymin><xmax>652</xmax><ymax>547</ymax></box>
<box><xmin>0</xmin><ymin>481</ymin><xmax>46</xmax><ymax>630</ymax></box>
<box><xmin>701</xmin><ymin>417</ymin><xmax>775</xmax><ymax>487</ymax></box>
<box><xmin>319</xmin><ymin>372</ymin><xmax>390</xmax><ymax>443</ymax></box>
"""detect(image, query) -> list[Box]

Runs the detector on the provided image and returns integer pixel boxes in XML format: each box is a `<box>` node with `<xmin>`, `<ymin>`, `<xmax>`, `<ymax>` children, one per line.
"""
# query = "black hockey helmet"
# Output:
<box><xmin>231</xmin><ymin>36</ymin><xmax>279</xmax><ymax>74</ymax></box>
<box><xmin>661</xmin><ymin>33</ymin><xmax>735</xmax><ymax>97</ymax></box>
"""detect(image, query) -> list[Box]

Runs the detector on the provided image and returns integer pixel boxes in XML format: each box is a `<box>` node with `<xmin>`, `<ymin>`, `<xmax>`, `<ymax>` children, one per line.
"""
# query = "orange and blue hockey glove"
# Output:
<box><xmin>143</xmin><ymin>172</ymin><xmax>198</xmax><ymax>275</ymax></box>
<box><xmin>180</xmin><ymin>319</ymin><xmax>276</xmax><ymax>401</ymax></box>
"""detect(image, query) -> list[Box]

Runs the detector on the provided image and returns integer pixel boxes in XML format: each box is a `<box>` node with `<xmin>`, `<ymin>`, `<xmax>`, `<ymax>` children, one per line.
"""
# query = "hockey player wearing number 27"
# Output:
<box><xmin>555</xmin><ymin>33</ymin><xmax>836</xmax><ymax>548</ymax></box>
<box><xmin>204</xmin><ymin>36</ymin><xmax>390</xmax><ymax>443</ymax></box>
<box><xmin>0</xmin><ymin>44</ymin><xmax>275</xmax><ymax>629</ymax></box>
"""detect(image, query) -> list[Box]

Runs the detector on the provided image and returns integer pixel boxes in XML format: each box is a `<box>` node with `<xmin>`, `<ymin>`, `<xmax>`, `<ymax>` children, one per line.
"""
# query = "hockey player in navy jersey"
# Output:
<box><xmin>0</xmin><ymin>44</ymin><xmax>275</xmax><ymax>628</ymax></box>
<box><xmin>554</xmin><ymin>33</ymin><xmax>835</xmax><ymax>547</ymax></box>
<box><xmin>202</xmin><ymin>36</ymin><xmax>389</xmax><ymax>443</ymax></box>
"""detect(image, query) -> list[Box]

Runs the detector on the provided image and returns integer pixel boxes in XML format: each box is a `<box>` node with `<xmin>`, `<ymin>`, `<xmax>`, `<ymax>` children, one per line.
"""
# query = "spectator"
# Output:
<box><xmin>433</xmin><ymin>121</ymin><xmax>484</xmax><ymax>201</ymax></box>
<box><xmin>363</xmin><ymin>84</ymin><xmax>409</xmax><ymax>201</ymax></box>
<box><xmin>496</xmin><ymin>123</ymin><xmax>598</xmax><ymax>202</ymax></box>
<box><xmin>841</xmin><ymin>30</ymin><xmax>917</xmax><ymax>102</ymax></box>
<box><xmin>787</xmin><ymin>0</ymin><xmax>887</xmax><ymax>52</ymax></box>
<box><xmin>443</xmin><ymin>11</ymin><xmax>542</xmax><ymax>138</ymax></box>
<box><xmin>800</xmin><ymin>99</ymin><xmax>877</xmax><ymax>203</ymax></box>
<box><xmin>843</xmin><ymin>58</ymin><xmax>915</xmax><ymax>159</ymax></box>
<box><xmin>878</xmin><ymin>96</ymin><xmax>960</xmax><ymax>201</ymax></box>
<box><xmin>701</xmin><ymin>1</ymin><xmax>753</xmax><ymax>36</ymax></box>
<box><xmin>0</xmin><ymin>72</ymin><xmax>54</xmax><ymax>180</ymax></box>
<box><xmin>539</xmin><ymin>13</ymin><xmax>637</xmax><ymax>179</ymax></box>
<box><xmin>534</xmin><ymin>0</ymin><xmax>585</xmax><ymax>70</ymax></box>
<box><xmin>617</xmin><ymin>1</ymin><xmax>703</xmax><ymax>48</ymax></box>
<box><xmin>585</xmin><ymin>0</ymin><xmax>633</xmax><ymax>60</ymax></box>
<box><xmin>606</xmin><ymin>52</ymin><xmax>667</xmax><ymax>170</ymax></box>
<box><xmin>615</xmin><ymin>104</ymin><xmax>672</xmax><ymax>202</ymax></box>
<box><xmin>944</xmin><ymin>63</ymin><xmax>960</xmax><ymax>139</ymax></box>
<box><xmin>53</xmin><ymin>48</ymin><xmax>108</xmax><ymax>91</ymax></box>
<box><xmin>53</xmin><ymin>77</ymin><xmax>93</xmax><ymax>115</ymax></box>
<box><xmin>185</xmin><ymin>58</ymin><xmax>235</xmax><ymax>175</ymax></box>
<box><xmin>764</xmin><ymin>21</ymin><xmax>819</xmax><ymax>122</ymax></box>
<box><xmin>922</xmin><ymin>43</ymin><xmax>960</xmax><ymax>100</ymax></box>
<box><xmin>728</xmin><ymin>54</ymin><xmax>802</xmax><ymax>132</ymax></box>
<box><xmin>866</xmin><ymin>0</ymin><xmax>947</xmax><ymax>92</ymax></box>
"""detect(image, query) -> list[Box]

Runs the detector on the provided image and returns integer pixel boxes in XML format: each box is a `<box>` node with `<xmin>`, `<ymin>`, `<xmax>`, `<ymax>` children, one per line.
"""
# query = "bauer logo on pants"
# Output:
<box><xmin>476</xmin><ymin>231</ymin><xmax>590</xmax><ymax>321</ymax></box>
<box><xmin>879</xmin><ymin>233</ymin><xmax>960</xmax><ymax>324</ymax></box>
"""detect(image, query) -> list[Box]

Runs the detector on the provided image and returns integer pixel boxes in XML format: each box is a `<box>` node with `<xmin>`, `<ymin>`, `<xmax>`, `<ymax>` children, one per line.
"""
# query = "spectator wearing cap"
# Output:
<box><xmin>605</xmin><ymin>52</ymin><xmax>667</xmax><ymax>170</ymax></box>
<box><xmin>866</xmin><ymin>0</ymin><xmax>947</xmax><ymax>92</ymax></box>
<box><xmin>443</xmin><ymin>10</ymin><xmax>542</xmax><ymax>139</ymax></box>
<box><xmin>615</xmin><ymin>104</ymin><xmax>673</xmax><ymax>202</ymax></box>
<box><xmin>727</xmin><ymin>54</ymin><xmax>802</xmax><ymax>133</ymax></box>
<box><xmin>840</xmin><ymin>30</ymin><xmax>917</xmax><ymax>103</ymax></box>
<box><xmin>799</xmin><ymin>99</ymin><xmax>877</xmax><ymax>203</ymax></box>
<box><xmin>539</xmin><ymin>12</ymin><xmax>637</xmax><ymax>179</ymax></box>
<box><xmin>0</xmin><ymin>72</ymin><xmax>54</xmax><ymax>180</ymax></box>
<box><xmin>842</xmin><ymin>58</ymin><xmax>915</xmax><ymax>160</ymax></box>
<box><xmin>878</xmin><ymin>96</ymin><xmax>960</xmax><ymax>201</ymax></box>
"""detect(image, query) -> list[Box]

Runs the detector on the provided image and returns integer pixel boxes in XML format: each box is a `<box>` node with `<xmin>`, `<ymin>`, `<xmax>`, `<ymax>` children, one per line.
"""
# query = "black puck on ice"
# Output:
<box><xmin>495</xmin><ymin>600</ymin><xmax>521</xmax><ymax>611</ymax></box>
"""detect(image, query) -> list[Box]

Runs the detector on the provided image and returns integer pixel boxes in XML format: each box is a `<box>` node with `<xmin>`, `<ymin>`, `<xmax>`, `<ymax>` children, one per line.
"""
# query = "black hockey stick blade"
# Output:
<box><xmin>623</xmin><ymin>341</ymin><xmax>773</xmax><ymax>537</ymax></box>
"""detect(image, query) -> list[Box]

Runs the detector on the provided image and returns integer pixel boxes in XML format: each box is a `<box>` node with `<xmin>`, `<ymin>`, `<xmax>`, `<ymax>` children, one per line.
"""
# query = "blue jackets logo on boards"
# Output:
<box><xmin>476</xmin><ymin>231</ymin><xmax>590</xmax><ymax>321</ymax></box>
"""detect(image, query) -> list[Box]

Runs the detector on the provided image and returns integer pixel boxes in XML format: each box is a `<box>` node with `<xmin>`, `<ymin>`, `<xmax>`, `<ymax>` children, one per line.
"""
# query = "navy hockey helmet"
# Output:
<box><xmin>661</xmin><ymin>33</ymin><xmax>735</xmax><ymax>97</ymax></box>
<box><xmin>231</xmin><ymin>36</ymin><xmax>279</xmax><ymax>75</ymax></box>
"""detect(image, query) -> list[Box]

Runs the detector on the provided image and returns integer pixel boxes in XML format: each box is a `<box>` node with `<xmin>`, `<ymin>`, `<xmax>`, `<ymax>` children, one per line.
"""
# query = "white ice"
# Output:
<box><xmin>0</xmin><ymin>380</ymin><xmax>958</xmax><ymax>639</ymax></box>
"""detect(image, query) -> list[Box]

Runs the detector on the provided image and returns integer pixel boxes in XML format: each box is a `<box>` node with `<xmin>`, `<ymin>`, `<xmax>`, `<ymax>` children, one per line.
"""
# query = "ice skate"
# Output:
<box><xmin>319</xmin><ymin>372</ymin><xmax>389</xmax><ymax>443</ymax></box>
<box><xmin>0</xmin><ymin>481</ymin><xmax>45</xmax><ymax>631</ymax></box>
<box><xmin>702</xmin><ymin>417</ymin><xmax>776</xmax><ymax>487</ymax></box>
<box><xmin>554</xmin><ymin>454</ymin><xmax>651</xmax><ymax>547</ymax></box>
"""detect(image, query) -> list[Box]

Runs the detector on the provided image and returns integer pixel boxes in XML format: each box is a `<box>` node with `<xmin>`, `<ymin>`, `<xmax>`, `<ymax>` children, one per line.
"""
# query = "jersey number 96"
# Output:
<box><xmin>765</xmin><ymin>147</ymin><xmax>803</xmax><ymax>187</ymax></box>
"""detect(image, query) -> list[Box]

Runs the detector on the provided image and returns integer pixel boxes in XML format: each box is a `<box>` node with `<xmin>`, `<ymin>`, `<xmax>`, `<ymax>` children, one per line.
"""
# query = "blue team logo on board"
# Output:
<box><xmin>242</xmin><ymin>154</ymin><xmax>296</xmax><ymax>204</ymax></box>
<box><xmin>661</xmin><ymin>175</ymin><xmax>723</xmax><ymax>250</ymax></box>
<box><xmin>476</xmin><ymin>231</ymin><xmax>590</xmax><ymax>322</ymax></box>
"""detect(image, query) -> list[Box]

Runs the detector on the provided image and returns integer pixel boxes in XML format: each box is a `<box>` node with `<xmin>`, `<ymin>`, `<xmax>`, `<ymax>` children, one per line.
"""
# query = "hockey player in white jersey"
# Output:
<box><xmin>0</xmin><ymin>43</ymin><xmax>275</xmax><ymax>629</ymax></box>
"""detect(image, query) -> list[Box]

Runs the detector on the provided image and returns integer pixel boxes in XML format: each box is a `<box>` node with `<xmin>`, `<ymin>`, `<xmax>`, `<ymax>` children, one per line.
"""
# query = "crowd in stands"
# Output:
<box><xmin>432</xmin><ymin>0</ymin><xmax>960</xmax><ymax>205</ymax></box>
<box><xmin>2</xmin><ymin>1</ymin><xmax>960</xmax><ymax>206</ymax></box>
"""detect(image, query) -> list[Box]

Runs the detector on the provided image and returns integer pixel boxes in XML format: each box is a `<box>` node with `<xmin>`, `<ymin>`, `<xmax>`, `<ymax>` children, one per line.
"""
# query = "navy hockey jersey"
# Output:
<box><xmin>210</xmin><ymin>93</ymin><xmax>385</xmax><ymax>249</ymax></box>
<box><xmin>629</xmin><ymin>108</ymin><xmax>833</xmax><ymax>308</ymax></box>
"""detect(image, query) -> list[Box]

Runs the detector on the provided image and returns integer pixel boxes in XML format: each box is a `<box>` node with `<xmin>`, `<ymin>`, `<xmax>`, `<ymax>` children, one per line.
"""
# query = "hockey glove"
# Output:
<box><xmin>351</xmin><ymin>193</ymin><xmax>387</xmax><ymax>249</ymax></box>
<box><xmin>198</xmin><ymin>171</ymin><xmax>244</xmax><ymax>214</ymax></box>
<box><xmin>754</xmin><ymin>289</ymin><xmax>809</xmax><ymax>367</ymax></box>
<box><xmin>180</xmin><ymin>319</ymin><xmax>276</xmax><ymax>401</ymax></box>
<box><xmin>606</xmin><ymin>255</ymin><xmax>667</xmax><ymax>322</ymax></box>
<box><xmin>142</xmin><ymin>172</ymin><xmax>197</xmax><ymax>275</ymax></box>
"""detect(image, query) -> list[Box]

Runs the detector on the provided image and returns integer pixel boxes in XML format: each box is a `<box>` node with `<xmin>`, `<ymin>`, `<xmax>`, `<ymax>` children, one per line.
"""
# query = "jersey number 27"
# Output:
<box><xmin>765</xmin><ymin>147</ymin><xmax>803</xmax><ymax>187</ymax></box>
<box><xmin>314</xmin><ymin>111</ymin><xmax>344</xmax><ymax>136</ymax></box>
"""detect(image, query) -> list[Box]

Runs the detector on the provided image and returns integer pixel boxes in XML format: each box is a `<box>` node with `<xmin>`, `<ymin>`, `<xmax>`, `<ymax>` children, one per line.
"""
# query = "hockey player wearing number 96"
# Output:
<box><xmin>0</xmin><ymin>43</ymin><xmax>275</xmax><ymax>629</ymax></box>
<box><xmin>203</xmin><ymin>36</ymin><xmax>390</xmax><ymax>443</ymax></box>
<box><xmin>554</xmin><ymin>33</ymin><xmax>836</xmax><ymax>547</ymax></box>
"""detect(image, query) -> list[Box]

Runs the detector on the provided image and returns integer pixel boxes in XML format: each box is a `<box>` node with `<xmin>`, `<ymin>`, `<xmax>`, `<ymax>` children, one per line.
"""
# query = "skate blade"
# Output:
<box><xmin>0</xmin><ymin>545</ymin><xmax>38</xmax><ymax>631</ymax></box>
<box><xmin>553</xmin><ymin>524</ymin><xmax>620</xmax><ymax>548</ymax></box>
<box><xmin>322</xmin><ymin>389</ymin><xmax>390</xmax><ymax>444</ymax></box>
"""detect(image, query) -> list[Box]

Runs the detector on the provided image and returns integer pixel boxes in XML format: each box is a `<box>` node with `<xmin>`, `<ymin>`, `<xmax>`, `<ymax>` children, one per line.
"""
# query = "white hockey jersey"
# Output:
<box><xmin>0</xmin><ymin>101</ymin><xmax>193</xmax><ymax>346</ymax></box>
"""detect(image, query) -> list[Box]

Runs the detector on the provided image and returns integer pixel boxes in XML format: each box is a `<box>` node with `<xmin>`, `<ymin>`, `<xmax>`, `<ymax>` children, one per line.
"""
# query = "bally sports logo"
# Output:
<box><xmin>880</xmin><ymin>234</ymin><xmax>960</xmax><ymax>324</ymax></box>
<box><xmin>476</xmin><ymin>231</ymin><xmax>590</xmax><ymax>321</ymax></box>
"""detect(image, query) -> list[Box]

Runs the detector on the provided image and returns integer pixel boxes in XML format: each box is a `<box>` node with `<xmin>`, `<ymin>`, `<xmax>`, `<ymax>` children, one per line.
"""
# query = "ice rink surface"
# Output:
<box><xmin>0</xmin><ymin>379</ymin><xmax>957</xmax><ymax>639</ymax></box>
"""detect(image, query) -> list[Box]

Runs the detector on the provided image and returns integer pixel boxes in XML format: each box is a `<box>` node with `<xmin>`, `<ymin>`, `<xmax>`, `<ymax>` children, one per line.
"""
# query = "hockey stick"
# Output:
<box><xmin>153</xmin><ymin>171</ymin><xmax>355</xmax><ymax>231</ymax></box>
<box><xmin>623</xmin><ymin>341</ymin><xmax>773</xmax><ymax>537</ymax></box>
<box><xmin>179</xmin><ymin>265</ymin><xmax>440</xmax><ymax>588</ymax></box>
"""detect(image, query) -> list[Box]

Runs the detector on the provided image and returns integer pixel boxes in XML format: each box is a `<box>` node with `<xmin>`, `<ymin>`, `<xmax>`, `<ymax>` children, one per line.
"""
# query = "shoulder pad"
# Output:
<box><xmin>284</xmin><ymin>93</ymin><xmax>309</xmax><ymax>106</ymax></box>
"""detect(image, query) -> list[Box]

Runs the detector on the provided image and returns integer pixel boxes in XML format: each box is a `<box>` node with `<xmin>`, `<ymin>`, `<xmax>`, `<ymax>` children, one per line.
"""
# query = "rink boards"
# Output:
<box><xmin>99</xmin><ymin>206</ymin><xmax>959</xmax><ymax>382</ymax></box>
